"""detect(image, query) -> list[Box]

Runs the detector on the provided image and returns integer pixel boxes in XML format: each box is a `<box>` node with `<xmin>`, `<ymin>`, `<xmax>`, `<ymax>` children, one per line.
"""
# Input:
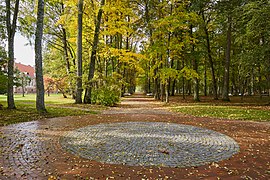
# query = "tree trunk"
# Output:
<box><xmin>222</xmin><ymin>15</ymin><xmax>232</xmax><ymax>101</ymax></box>
<box><xmin>182</xmin><ymin>77</ymin><xmax>185</xmax><ymax>99</ymax></box>
<box><xmin>190</xmin><ymin>25</ymin><xmax>200</xmax><ymax>102</ymax></box>
<box><xmin>22</xmin><ymin>75</ymin><xmax>25</xmax><ymax>97</ymax></box>
<box><xmin>182</xmin><ymin>57</ymin><xmax>185</xmax><ymax>100</ymax></box>
<box><xmin>165</xmin><ymin>81</ymin><xmax>169</xmax><ymax>103</ymax></box>
<box><xmin>75</xmin><ymin>0</ymin><xmax>83</xmax><ymax>104</ymax></box>
<box><xmin>84</xmin><ymin>0</ymin><xmax>105</xmax><ymax>104</ymax></box>
<box><xmin>62</xmin><ymin>24</ymin><xmax>76</xmax><ymax>99</ymax></box>
<box><xmin>202</xmin><ymin>12</ymin><xmax>218</xmax><ymax>100</ymax></box>
<box><xmin>258</xmin><ymin>64</ymin><xmax>262</xmax><ymax>99</ymax></box>
<box><xmin>5</xmin><ymin>0</ymin><xmax>20</xmax><ymax>109</ymax></box>
<box><xmin>35</xmin><ymin>0</ymin><xmax>46</xmax><ymax>113</ymax></box>
<box><xmin>62</xmin><ymin>29</ymin><xmax>71</xmax><ymax>73</ymax></box>
<box><xmin>204</xmin><ymin>60</ymin><xmax>207</xmax><ymax>96</ymax></box>
<box><xmin>154</xmin><ymin>65</ymin><xmax>160</xmax><ymax>100</ymax></box>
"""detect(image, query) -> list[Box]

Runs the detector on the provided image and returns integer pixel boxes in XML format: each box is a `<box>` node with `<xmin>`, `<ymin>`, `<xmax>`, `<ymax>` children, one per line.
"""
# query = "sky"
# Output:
<box><xmin>14</xmin><ymin>33</ymin><xmax>35</xmax><ymax>66</ymax></box>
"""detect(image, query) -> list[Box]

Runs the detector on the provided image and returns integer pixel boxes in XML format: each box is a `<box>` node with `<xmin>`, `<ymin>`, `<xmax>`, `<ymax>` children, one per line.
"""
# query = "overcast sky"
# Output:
<box><xmin>14</xmin><ymin>33</ymin><xmax>35</xmax><ymax>66</ymax></box>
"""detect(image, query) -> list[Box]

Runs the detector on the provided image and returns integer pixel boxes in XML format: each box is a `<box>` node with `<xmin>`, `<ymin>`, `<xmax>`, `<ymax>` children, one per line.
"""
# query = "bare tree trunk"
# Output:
<box><xmin>165</xmin><ymin>81</ymin><xmax>169</xmax><ymax>103</ymax></box>
<box><xmin>5</xmin><ymin>0</ymin><xmax>20</xmax><ymax>109</ymax></box>
<box><xmin>190</xmin><ymin>25</ymin><xmax>200</xmax><ymax>102</ymax></box>
<box><xmin>75</xmin><ymin>0</ymin><xmax>83</xmax><ymax>104</ymax></box>
<box><xmin>35</xmin><ymin>0</ymin><xmax>46</xmax><ymax>112</ymax></box>
<box><xmin>204</xmin><ymin>60</ymin><xmax>207</xmax><ymax>96</ymax></box>
<box><xmin>154</xmin><ymin>64</ymin><xmax>160</xmax><ymax>100</ymax></box>
<box><xmin>84</xmin><ymin>0</ymin><xmax>105</xmax><ymax>103</ymax></box>
<box><xmin>22</xmin><ymin>74</ymin><xmax>25</xmax><ymax>97</ymax></box>
<box><xmin>202</xmin><ymin>12</ymin><xmax>218</xmax><ymax>100</ymax></box>
<box><xmin>222</xmin><ymin>15</ymin><xmax>232</xmax><ymax>101</ymax></box>
<box><xmin>182</xmin><ymin>58</ymin><xmax>185</xmax><ymax>100</ymax></box>
<box><xmin>258</xmin><ymin>64</ymin><xmax>262</xmax><ymax>99</ymax></box>
<box><xmin>61</xmin><ymin>20</ymin><xmax>76</xmax><ymax>99</ymax></box>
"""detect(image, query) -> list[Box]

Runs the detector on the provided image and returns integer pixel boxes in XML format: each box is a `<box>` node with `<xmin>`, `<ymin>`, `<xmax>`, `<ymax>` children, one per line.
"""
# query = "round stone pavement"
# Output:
<box><xmin>60</xmin><ymin>122</ymin><xmax>239</xmax><ymax>168</ymax></box>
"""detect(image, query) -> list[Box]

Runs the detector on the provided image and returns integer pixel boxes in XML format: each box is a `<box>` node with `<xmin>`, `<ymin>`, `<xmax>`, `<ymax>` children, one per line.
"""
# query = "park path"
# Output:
<box><xmin>0</xmin><ymin>94</ymin><xmax>269</xmax><ymax>179</ymax></box>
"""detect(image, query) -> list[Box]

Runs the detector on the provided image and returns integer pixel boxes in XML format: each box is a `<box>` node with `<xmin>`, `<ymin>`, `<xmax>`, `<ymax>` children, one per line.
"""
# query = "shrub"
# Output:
<box><xmin>91</xmin><ymin>86</ymin><xmax>120</xmax><ymax>106</ymax></box>
<box><xmin>0</xmin><ymin>72</ymin><xmax>7</xmax><ymax>94</ymax></box>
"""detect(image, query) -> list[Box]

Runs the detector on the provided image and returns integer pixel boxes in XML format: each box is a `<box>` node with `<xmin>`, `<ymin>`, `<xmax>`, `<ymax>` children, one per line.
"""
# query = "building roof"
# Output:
<box><xmin>15</xmin><ymin>62</ymin><xmax>35</xmax><ymax>78</ymax></box>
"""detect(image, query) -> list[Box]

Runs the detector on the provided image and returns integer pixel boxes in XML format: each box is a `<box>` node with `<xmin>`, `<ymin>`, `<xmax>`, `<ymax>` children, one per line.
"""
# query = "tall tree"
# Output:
<box><xmin>201</xmin><ymin>10</ymin><xmax>218</xmax><ymax>100</ymax></box>
<box><xmin>75</xmin><ymin>0</ymin><xmax>83</xmax><ymax>104</ymax></box>
<box><xmin>190</xmin><ymin>25</ymin><xmax>200</xmax><ymax>102</ymax></box>
<box><xmin>35</xmin><ymin>0</ymin><xmax>46</xmax><ymax>112</ymax></box>
<box><xmin>84</xmin><ymin>0</ymin><xmax>105</xmax><ymax>104</ymax></box>
<box><xmin>222</xmin><ymin>14</ymin><xmax>232</xmax><ymax>101</ymax></box>
<box><xmin>5</xmin><ymin>0</ymin><xmax>20</xmax><ymax>109</ymax></box>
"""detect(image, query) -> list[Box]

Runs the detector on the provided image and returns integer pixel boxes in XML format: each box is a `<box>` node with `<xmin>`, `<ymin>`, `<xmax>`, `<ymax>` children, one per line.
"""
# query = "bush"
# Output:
<box><xmin>0</xmin><ymin>72</ymin><xmax>7</xmax><ymax>94</ymax></box>
<box><xmin>91</xmin><ymin>86</ymin><xmax>120</xmax><ymax>106</ymax></box>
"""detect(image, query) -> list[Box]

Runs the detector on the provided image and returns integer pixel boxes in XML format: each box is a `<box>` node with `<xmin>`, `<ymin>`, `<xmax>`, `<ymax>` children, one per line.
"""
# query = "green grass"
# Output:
<box><xmin>0</xmin><ymin>94</ymin><xmax>105</xmax><ymax>126</ymax></box>
<box><xmin>172</xmin><ymin>105</ymin><xmax>270</xmax><ymax>122</ymax></box>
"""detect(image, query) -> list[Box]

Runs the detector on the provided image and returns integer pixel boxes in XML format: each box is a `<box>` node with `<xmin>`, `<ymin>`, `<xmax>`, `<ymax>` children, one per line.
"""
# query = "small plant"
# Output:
<box><xmin>91</xmin><ymin>86</ymin><xmax>120</xmax><ymax>106</ymax></box>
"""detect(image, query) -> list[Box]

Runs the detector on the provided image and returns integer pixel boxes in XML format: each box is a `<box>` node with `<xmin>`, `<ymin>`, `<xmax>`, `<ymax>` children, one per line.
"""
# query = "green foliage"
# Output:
<box><xmin>0</xmin><ymin>3</ymin><xmax>6</xmax><ymax>41</ymax></box>
<box><xmin>0</xmin><ymin>71</ymin><xmax>7</xmax><ymax>94</ymax></box>
<box><xmin>0</xmin><ymin>48</ymin><xmax>7</xmax><ymax>95</ymax></box>
<box><xmin>91</xmin><ymin>86</ymin><xmax>120</xmax><ymax>106</ymax></box>
<box><xmin>14</xmin><ymin>0</ymin><xmax>270</xmax><ymax>104</ymax></box>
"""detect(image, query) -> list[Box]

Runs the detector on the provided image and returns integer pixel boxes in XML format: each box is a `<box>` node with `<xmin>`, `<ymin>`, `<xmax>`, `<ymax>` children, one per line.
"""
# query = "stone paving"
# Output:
<box><xmin>61</xmin><ymin>122</ymin><xmax>239</xmax><ymax>168</ymax></box>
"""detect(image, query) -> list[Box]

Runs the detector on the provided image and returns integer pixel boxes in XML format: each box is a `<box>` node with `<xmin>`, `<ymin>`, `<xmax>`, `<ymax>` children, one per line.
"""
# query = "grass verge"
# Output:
<box><xmin>171</xmin><ymin>105</ymin><xmax>270</xmax><ymax>122</ymax></box>
<box><xmin>0</xmin><ymin>94</ymin><xmax>105</xmax><ymax>126</ymax></box>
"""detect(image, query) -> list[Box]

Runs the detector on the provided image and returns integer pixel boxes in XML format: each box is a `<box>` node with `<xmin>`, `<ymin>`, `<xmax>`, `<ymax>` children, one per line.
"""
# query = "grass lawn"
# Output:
<box><xmin>171</xmin><ymin>105</ymin><xmax>270</xmax><ymax>121</ymax></box>
<box><xmin>169</xmin><ymin>95</ymin><xmax>270</xmax><ymax>122</ymax></box>
<box><xmin>0</xmin><ymin>94</ymin><xmax>105</xmax><ymax>126</ymax></box>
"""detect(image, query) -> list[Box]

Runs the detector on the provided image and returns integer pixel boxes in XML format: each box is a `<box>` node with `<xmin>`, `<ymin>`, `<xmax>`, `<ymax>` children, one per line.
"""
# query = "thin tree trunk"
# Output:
<box><xmin>62</xmin><ymin>28</ymin><xmax>71</xmax><ymax>74</ymax></box>
<box><xmin>22</xmin><ymin>75</ymin><xmax>25</xmax><ymax>97</ymax></box>
<box><xmin>258</xmin><ymin>64</ymin><xmax>262</xmax><ymax>99</ymax></box>
<box><xmin>204</xmin><ymin>60</ymin><xmax>207</xmax><ymax>96</ymax></box>
<box><xmin>190</xmin><ymin>25</ymin><xmax>200</xmax><ymax>102</ymax></box>
<box><xmin>182</xmin><ymin>77</ymin><xmax>185</xmax><ymax>99</ymax></box>
<box><xmin>75</xmin><ymin>0</ymin><xmax>83</xmax><ymax>104</ymax></box>
<box><xmin>154</xmin><ymin>63</ymin><xmax>160</xmax><ymax>100</ymax></box>
<box><xmin>84</xmin><ymin>0</ymin><xmax>105</xmax><ymax>103</ymax></box>
<box><xmin>182</xmin><ymin>57</ymin><xmax>185</xmax><ymax>100</ymax></box>
<box><xmin>165</xmin><ymin>81</ymin><xmax>169</xmax><ymax>103</ymax></box>
<box><xmin>5</xmin><ymin>0</ymin><xmax>20</xmax><ymax>109</ymax></box>
<box><xmin>222</xmin><ymin>15</ymin><xmax>232</xmax><ymax>101</ymax></box>
<box><xmin>35</xmin><ymin>0</ymin><xmax>46</xmax><ymax>113</ymax></box>
<box><xmin>62</xmin><ymin>24</ymin><xmax>76</xmax><ymax>98</ymax></box>
<box><xmin>202</xmin><ymin>12</ymin><xmax>218</xmax><ymax>100</ymax></box>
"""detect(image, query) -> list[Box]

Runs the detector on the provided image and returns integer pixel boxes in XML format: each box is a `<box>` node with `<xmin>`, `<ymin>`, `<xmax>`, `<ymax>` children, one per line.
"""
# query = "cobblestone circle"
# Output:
<box><xmin>60</xmin><ymin>122</ymin><xmax>239</xmax><ymax>167</ymax></box>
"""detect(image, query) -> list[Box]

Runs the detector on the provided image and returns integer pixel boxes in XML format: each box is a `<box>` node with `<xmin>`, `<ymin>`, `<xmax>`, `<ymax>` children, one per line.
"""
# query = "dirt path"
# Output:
<box><xmin>0</xmin><ymin>95</ymin><xmax>269</xmax><ymax>179</ymax></box>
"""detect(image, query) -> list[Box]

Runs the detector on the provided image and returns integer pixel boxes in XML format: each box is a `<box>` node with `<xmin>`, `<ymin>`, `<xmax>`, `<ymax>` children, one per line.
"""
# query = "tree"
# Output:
<box><xmin>84</xmin><ymin>0</ymin><xmax>105</xmax><ymax>104</ymax></box>
<box><xmin>190</xmin><ymin>25</ymin><xmax>200</xmax><ymax>102</ymax></box>
<box><xmin>75</xmin><ymin>0</ymin><xmax>83</xmax><ymax>104</ymax></box>
<box><xmin>0</xmin><ymin>6</ymin><xmax>7</xmax><ymax>95</ymax></box>
<box><xmin>31</xmin><ymin>0</ymin><xmax>269</xmax><ymax>105</ymax></box>
<box><xmin>221</xmin><ymin>14</ymin><xmax>232</xmax><ymax>101</ymax></box>
<box><xmin>5</xmin><ymin>0</ymin><xmax>20</xmax><ymax>109</ymax></box>
<box><xmin>43</xmin><ymin>1</ymin><xmax>77</xmax><ymax>98</ymax></box>
<box><xmin>238</xmin><ymin>0</ymin><xmax>270</xmax><ymax>99</ymax></box>
<box><xmin>218</xmin><ymin>0</ymin><xmax>237</xmax><ymax>101</ymax></box>
<box><xmin>0</xmin><ymin>59</ymin><xmax>7</xmax><ymax>94</ymax></box>
<box><xmin>201</xmin><ymin>5</ymin><xmax>218</xmax><ymax>100</ymax></box>
<box><xmin>35</xmin><ymin>0</ymin><xmax>46</xmax><ymax>112</ymax></box>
